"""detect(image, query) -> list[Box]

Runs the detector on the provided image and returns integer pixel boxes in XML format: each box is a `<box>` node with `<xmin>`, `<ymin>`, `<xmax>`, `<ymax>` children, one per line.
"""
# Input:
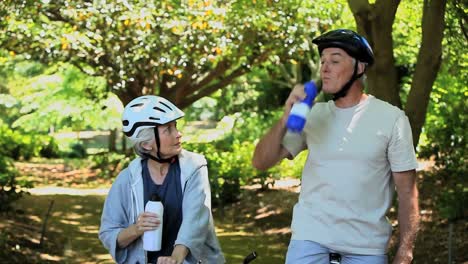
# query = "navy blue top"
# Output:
<box><xmin>142</xmin><ymin>158</ymin><xmax>183</xmax><ymax>263</ymax></box>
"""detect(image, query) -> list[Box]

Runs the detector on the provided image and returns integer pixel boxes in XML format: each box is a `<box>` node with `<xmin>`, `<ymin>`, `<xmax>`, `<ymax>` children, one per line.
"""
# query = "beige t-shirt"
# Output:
<box><xmin>282</xmin><ymin>95</ymin><xmax>417</xmax><ymax>255</ymax></box>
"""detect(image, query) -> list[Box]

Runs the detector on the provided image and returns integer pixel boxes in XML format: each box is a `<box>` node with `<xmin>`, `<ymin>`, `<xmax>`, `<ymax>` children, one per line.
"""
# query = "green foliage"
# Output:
<box><xmin>0</xmin><ymin>57</ymin><xmax>123</xmax><ymax>138</ymax></box>
<box><xmin>436</xmin><ymin>185</ymin><xmax>467</xmax><ymax>221</ymax></box>
<box><xmin>184</xmin><ymin>97</ymin><xmax>218</xmax><ymax>121</ymax></box>
<box><xmin>229</xmin><ymin>111</ymin><xmax>282</xmax><ymax>142</ymax></box>
<box><xmin>278</xmin><ymin>151</ymin><xmax>308</xmax><ymax>179</ymax></box>
<box><xmin>183</xmin><ymin>69</ymin><xmax>292</xmax><ymax>122</ymax></box>
<box><xmin>0</xmin><ymin>156</ymin><xmax>31</xmax><ymax>212</ymax></box>
<box><xmin>0</xmin><ymin>120</ymin><xmax>58</xmax><ymax>161</ymax></box>
<box><xmin>393</xmin><ymin>1</ymin><xmax>422</xmax><ymax>66</ymax></box>
<box><xmin>0</xmin><ymin>119</ymin><xmax>33</xmax><ymax>212</ymax></box>
<box><xmin>184</xmin><ymin>109</ymin><xmax>305</xmax><ymax>205</ymax></box>
<box><xmin>39</xmin><ymin>137</ymin><xmax>60</xmax><ymax>158</ymax></box>
<box><xmin>216</xmin><ymin>69</ymin><xmax>292</xmax><ymax>117</ymax></box>
<box><xmin>0</xmin><ymin>0</ymin><xmax>351</xmax><ymax>107</ymax></box>
<box><xmin>13</xmin><ymin>60</ymin><xmax>45</xmax><ymax>77</ymax></box>
<box><xmin>185</xmin><ymin>139</ymin><xmax>272</xmax><ymax>205</ymax></box>
<box><xmin>418</xmin><ymin>10</ymin><xmax>468</xmax><ymax>220</ymax></box>
<box><xmin>90</xmin><ymin>152</ymin><xmax>131</xmax><ymax>179</ymax></box>
<box><xmin>67</xmin><ymin>143</ymin><xmax>87</xmax><ymax>159</ymax></box>
<box><xmin>7</xmin><ymin>64</ymin><xmax>122</xmax><ymax>133</ymax></box>
<box><xmin>392</xmin><ymin>0</ymin><xmax>423</xmax><ymax>104</ymax></box>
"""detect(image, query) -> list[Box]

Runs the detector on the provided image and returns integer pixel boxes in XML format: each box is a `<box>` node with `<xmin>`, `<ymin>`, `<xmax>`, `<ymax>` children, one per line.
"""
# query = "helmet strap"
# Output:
<box><xmin>333</xmin><ymin>61</ymin><xmax>365</xmax><ymax>101</ymax></box>
<box><xmin>144</xmin><ymin>126</ymin><xmax>175</xmax><ymax>164</ymax></box>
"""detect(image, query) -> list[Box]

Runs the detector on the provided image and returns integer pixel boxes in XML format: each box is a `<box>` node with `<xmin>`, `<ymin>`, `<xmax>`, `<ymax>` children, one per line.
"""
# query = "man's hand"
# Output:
<box><xmin>283</xmin><ymin>83</ymin><xmax>307</xmax><ymax>121</ymax></box>
<box><xmin>157</xmin><ymin>244</ymin><xmax>189</xmax><ymax>264</ymax></box>
<box><xmin>392</xmin><ymin>247</ymin><xmax>413</xmax><ymax>264</ymax></box>
<box><xmin>392</xmin><ymin>170</ymin><xmax>419</xmax><ymax>264</ymax></box>
<box><xmin>157</xmin><ymin>256</ymin><xmax>178</xmax><ymax>264</ymax></box>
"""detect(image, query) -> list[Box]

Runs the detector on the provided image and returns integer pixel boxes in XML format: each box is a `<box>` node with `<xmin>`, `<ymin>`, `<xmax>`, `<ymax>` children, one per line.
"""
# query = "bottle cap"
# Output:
<box><xmin>303</xmin><ymin>81</ymin><xmax>318</xmax><ymax>105</ymax></box>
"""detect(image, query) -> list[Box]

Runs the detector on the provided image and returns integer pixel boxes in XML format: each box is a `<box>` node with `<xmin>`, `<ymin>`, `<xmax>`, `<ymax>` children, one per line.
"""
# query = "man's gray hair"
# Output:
<box><xmin>356</xmin><ymin>59</ymin><xmax>368</xmax><ymax>84</ymax></box>
<box><xmin>130</xmin><ymin>127</ymin><xmax>155</xmax><ymax>158</ymax></box>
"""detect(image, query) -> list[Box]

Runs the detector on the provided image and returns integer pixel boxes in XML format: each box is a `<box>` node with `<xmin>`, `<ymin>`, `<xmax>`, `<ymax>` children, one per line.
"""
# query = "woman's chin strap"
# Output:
<box><xmin>146</xmin><ymin>126</ymin><xmax>176</xmax><ymax>164</ymax></box>
<box><xmin>144</xmin><ymin>153</ymin><xmax>175</xmax><ymax>164</ymax></box>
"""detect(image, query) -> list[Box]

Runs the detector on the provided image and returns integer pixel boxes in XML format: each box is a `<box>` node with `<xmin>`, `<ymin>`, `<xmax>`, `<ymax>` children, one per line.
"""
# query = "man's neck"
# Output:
<box><xmin>334</xmin><ymin>84</ymin><xmax>367</xmax><ymax>108</ymax></box>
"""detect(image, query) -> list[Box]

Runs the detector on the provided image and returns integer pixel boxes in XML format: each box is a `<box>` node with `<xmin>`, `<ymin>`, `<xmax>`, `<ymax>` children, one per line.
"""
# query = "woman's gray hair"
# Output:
<box><xmin>129</xmin><ymin>127</ymin><xmax>155</xmax><ymax>158</ymax></box>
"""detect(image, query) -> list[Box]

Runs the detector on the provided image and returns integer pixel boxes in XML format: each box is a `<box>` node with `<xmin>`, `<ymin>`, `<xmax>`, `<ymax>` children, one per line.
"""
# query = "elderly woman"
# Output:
<box><xmin>99</xmin><ymin>95</ymin><xmax>225</xmax><ymax>264</ymax></box>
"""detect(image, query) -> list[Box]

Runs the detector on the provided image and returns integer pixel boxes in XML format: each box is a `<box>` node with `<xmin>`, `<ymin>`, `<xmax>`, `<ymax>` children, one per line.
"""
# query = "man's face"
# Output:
<box><xmin>319</xmin><ymin>47</ymin><xmax>355</xmax><ymax>94</ymax></box>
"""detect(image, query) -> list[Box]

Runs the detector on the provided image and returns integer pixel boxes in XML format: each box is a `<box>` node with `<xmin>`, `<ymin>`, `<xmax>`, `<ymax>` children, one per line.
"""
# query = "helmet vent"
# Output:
<box><xmin>160</xmin><ymin>101</ymin><xmax>173</xmax><ymax>110</ymax></box>
<box><xmin>153</xmin><ymin>107</ymin><xmax>167</xmax><ymax>113</ymax></box>
<box><xmin>122</xmin><ymin>95</ymin><xmax>184</xmax><ymax>140</ymax></box>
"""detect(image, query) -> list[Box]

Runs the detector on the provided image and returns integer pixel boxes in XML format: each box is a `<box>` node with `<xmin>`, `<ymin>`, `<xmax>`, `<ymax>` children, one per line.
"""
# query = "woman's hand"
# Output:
<box><xmin>116</xmin><ymin>212</ymin><xmax>160</xmax><ymax>249</ymax></box>
<box><xmin>134</xmin><ymin>212</ymin><xmax>161</xmax><ymax>237</ymax></box>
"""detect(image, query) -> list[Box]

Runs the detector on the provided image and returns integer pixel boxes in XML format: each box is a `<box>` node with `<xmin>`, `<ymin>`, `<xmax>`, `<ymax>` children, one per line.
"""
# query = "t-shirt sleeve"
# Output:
<box><xmin>387</xmin><ymin>113</ymin><xmax>418</xmax><ymax>172</ymax></box>
<box><xmin>282</xmin><ymin>131</ymin><xmax>307</xmax><ymax>159</ymax></box>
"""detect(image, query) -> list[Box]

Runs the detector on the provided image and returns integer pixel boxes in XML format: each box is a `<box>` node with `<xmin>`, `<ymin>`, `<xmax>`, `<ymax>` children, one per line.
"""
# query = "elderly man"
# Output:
<box><xmin>252</xmin><ymin>29</ymin><xmax>420</xmax><ymax>264</ymax></box>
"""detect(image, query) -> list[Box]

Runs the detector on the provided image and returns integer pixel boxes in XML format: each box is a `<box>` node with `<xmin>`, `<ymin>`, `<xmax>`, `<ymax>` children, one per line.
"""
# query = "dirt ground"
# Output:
<box><xmin>0</xmin><ymin>161</ymin><xmax>466</xmax><ymax>263</ymax></box>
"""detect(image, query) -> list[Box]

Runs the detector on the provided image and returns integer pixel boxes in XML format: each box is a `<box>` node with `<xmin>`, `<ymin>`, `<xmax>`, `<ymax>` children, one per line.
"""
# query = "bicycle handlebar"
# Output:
<box><xmin>243</xmin><ymin>251</ymin><xmax>257</xmax><ymax>264</ymax></box>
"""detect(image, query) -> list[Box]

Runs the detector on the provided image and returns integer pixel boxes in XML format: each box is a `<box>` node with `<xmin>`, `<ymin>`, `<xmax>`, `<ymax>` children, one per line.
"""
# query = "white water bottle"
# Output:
<box><xmin>143</xmin><ymin>194</ymin><xmax>164</xmax><ymax>251</ymax></box>
<box><xmin>286</xmin><ymin>81</ymin><xmax>318</xmax><ymax>133</ymax></box>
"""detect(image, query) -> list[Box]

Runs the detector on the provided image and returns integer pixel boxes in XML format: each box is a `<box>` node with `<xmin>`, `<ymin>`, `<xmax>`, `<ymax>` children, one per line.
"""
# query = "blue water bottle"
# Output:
<box><xmin>286</xmin><ymin>81</ymin><xmax>318</xmax><ymax>133</ymax></box>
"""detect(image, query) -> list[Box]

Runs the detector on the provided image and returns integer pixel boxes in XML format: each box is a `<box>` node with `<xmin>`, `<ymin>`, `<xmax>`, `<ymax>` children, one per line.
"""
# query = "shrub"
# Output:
<box><xmin>185</xmin><ymin>134</ymin><xmax>282</xmax><ymax>205</ymax></box>
<box><xmin>39</xmin><ymin>136</ymin><xmax>60</xmax><ymax>158</ymax></box>
<box><xmin>0</xmin><ymin>121</ymin><xmax>55</xmax><ymax>161</ymax></box>
<box><xmin>184</xmin><ymin>110</ymin><xmax>308</xmax><ymax>206</ymax></box>
<box><xmin>67</xmin><ymin>142</ymin><xmax>87</xmax><ymax>158</ymax></box>
<box><xmin>437</xmin><ymin>184</ymin><xmax>467</xmax><ymax>221</ymax></box>
<box><xmin>418</xmin><ymin>66</ymin><xmax>467</xmax><ymax>222</ymax></box>
<box><xmin>0</xmin><ymin>157</ymin><xmax>32</xmax><ymax>212</ymax></box>
<box><xmin>90</xmin><ymin>152</ymin><xmax>131</xmax><ymax>179</ymax></box>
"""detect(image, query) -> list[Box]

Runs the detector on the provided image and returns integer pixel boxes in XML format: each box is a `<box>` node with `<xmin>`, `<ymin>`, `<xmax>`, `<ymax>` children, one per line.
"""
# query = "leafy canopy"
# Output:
<box><xmin>1</xmin><ymin>0</ymin><xmax>349</xmax><ymax>106</ymax></box>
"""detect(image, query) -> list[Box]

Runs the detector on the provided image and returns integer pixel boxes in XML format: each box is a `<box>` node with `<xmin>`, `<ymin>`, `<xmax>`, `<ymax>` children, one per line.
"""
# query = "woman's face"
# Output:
<box><xmin>154</xmin><ymin>121</ymin><xmax>183</xmax><ymax>158</ymax></box>
<box><xmin>319</xmin><ymin>47</ymin><xmax>355</xmax><ymax>94</ymax></box>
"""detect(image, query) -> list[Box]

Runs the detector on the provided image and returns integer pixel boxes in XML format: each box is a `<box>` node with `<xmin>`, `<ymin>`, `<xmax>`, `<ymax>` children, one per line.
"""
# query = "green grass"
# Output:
<box><xmin>214</xmin><ymin>189</ymin><xmax>296</xmax><ymax>263</ymax></box>
<box><xmin>6</xmin><ymin>188</ymin><xmax>297</xmax><ymax>264</ymax></box>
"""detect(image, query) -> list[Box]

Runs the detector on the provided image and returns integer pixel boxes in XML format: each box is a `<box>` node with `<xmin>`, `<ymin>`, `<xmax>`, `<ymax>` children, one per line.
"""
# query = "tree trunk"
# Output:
<box><xmin>405</xmin><ymin>0</ymin><xmax>447</xmax><ymax>146</ymax></box>
<box><xmin>348</xmin><ymin>0</ymin><xmax>447</xmax><ymax>147</ymax></box>
<box><xmin>348</xmin><ymin>0</ymin><xmax>402</xmax><ymax>107</ymax></box>
<box><xmin>108</xmin><ymin>129</ymin><xmax>117</xmax><ymax>152</ymax></box>
<box><xmin>121</xmin><ymin>133</ymin><xmax>127</xmax><ymax>153</ymax></box>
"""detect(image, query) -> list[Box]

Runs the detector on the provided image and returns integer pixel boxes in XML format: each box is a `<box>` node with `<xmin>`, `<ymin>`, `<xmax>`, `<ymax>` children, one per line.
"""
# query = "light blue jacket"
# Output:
<box><xmin>99</xmin><ymin>150</ymin><xmax>225</xmax><ymax>264</ymax></box>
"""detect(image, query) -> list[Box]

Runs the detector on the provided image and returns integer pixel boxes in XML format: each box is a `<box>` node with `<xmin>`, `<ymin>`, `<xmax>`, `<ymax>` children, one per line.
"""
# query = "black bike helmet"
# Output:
<box><xmin>312</xmin><ymin>29</ymin><xmax>374</xmax><ymax>100</ymax></box>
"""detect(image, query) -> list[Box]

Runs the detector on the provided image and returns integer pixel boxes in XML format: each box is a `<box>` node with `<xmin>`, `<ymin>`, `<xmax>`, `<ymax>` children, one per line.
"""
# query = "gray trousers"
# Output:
<box><xmin>285</xmin><ymin>240</ymin><xmax>388</xmax><ymax>264</ymax></box>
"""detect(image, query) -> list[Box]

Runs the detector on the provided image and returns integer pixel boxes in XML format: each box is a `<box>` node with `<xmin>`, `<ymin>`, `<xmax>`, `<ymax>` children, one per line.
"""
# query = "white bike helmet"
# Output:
<box><xmin>122</xmin><ymin>95</ymin><xmax>184</xmax><ymax>163</ymax></box>
<box><xmin>122</xmin><ymin>95</ymin><xmax>184</xmax><ymax>140</ymax></box>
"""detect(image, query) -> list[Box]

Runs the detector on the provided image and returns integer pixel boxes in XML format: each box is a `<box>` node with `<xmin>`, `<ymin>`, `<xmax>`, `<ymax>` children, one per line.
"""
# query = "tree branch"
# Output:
<box><xmin>181</xmin><ymin>66</ymin><xmax>247</xmax><ymax>108</ymax></box>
